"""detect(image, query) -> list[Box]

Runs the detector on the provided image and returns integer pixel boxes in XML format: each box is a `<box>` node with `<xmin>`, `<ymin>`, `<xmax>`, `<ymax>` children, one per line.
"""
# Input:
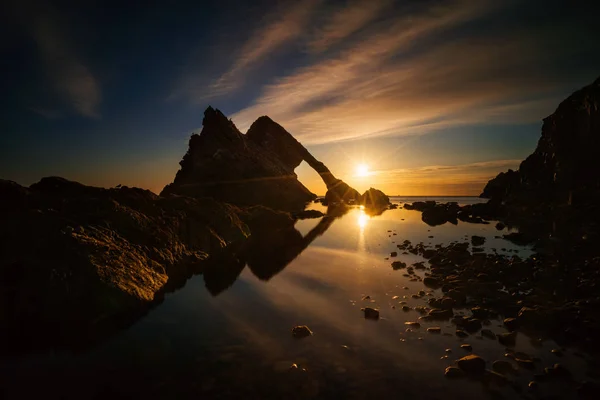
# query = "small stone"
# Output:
<box><xmin>362</xmin><ymin>295</ymin><xmax>371</xmax><ymax>300</ymax></box>
<box><xmin>492</xmin><ymin>360</ymin><xmax>514</xmax><ymax>374</ymax></box>
<box><xmin>516</xmin><ymin>358</ymin><xmax>535</xmax><ymax>369</ymax></box>
<box><xmin>457</xmin><ymin>354</ymin><xmax>486</xmax><ymax>374</ymax></box>
<box><xmin>503</xmin><ymin>317</ymin><xmax>519</xmax><ymax>331</ymax></box>
<box><xmin>445</xmin><ymin>348</ymin><xmax>452</xmax><ymax>353</ymax></box>
<box><xmin>471</xmin><ymin>307</ymin><xmax>489</xmax><ymax>319</ymax></box>
<box><xmin>392</xmin><ymin>261</ymin><xmax>407</xmax><ymax>270</ymax></box>
<box><xmin>292</xmin><ymin>326</ymin><xmax>313</xmax><ymax>338</ymax></box>
<box><xmin>461</xmin><ymin>344</ymin><xmax>472</xmax><ymax>351</ymax></box>
<box><xmin>445</xmin><ymin>366</ymin><xmax>465</xmax><ymax>378</ymax></box>
<box><xmin>550</xmin><ymin>348</ymin><xmax>563</xmax><ymax>357</ymax></box>
<box><xmin>390</xmin><ymin>252</ymin><xmax>398</xmax><ymax>257</ymax></box>
<box><xmin>427</xmin><ymin>327</ymin><xmax>442</xmax><ymax>333</ymax></box>
<box><xmin>405</xmin><ymin>322</ymin><xmax>420</xmax><ymax>328</ymax></box>
<box><xmin>528</xmin><ymin>381</ymin><xmax>538</xmax><ymax>390</ymax></box>
<box><xmin>456</xmin><ymin>330</ymin><xmax>469</xmax><ymax>338</ymax></box>
<box><xmin>402</xmin><ymin>305</ymin><xmax>410</xmax><ymax>312</ymax></box>
<box><xmin>361</xmin><ymin>307</ymin><xmax>380</xmax><ymax>320</ymax></box>
<box><xmin>481</xmin><ymin>329</ymin><xmax>496</xmax><ymax>339</ymax></box>
<box><xmin>497</xmin><ymin>331</ymin><xmax>517</xmax><ymax>346</ymax></box>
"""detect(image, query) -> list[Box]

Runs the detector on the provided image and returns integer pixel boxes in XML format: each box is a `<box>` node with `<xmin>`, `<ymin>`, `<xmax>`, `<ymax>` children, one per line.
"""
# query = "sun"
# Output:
<box><xmin>355</xmin><ymin>163</ymin><xmax>369</xmax><ymax>177</ymax></box>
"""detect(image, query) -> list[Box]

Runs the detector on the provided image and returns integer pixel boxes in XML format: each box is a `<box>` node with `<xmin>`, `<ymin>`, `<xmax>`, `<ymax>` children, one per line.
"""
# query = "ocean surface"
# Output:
<box><xmin>1</xmin><ymin>197</ymin><xmax>589</xmax><ymax>399</ymax></box>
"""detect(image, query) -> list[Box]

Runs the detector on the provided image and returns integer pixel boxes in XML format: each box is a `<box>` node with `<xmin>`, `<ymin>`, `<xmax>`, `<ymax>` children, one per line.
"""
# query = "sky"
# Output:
<box><xmin>1</xmin><ymin>0</ymin><xmax>599</xmax><ymax>196</ymax></box>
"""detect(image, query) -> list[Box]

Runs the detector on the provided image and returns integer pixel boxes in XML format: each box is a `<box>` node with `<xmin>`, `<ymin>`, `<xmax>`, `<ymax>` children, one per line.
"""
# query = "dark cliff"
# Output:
<box><xmin>481</xmin><ymin>76</ymin><xmax>600</xmax><ymax>208</ymax></box>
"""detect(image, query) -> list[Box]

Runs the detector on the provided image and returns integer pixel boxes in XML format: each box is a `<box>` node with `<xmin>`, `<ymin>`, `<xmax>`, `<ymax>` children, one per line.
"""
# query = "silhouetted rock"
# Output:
<box><xmin>161</xmin><ymin>107</ymin><xmax>387</xmax><ymax>211</ymax></box>
<box><xmin>481</xmin><ymin>77</ymin><xmax>600</xmax><ymax>208</ymax></box>
<box><xmin>0</xmin><ymin>177</ymin><xmax>249</xmax><ymax>355</ymax></box>
<box><xmin>360</xmin><ymin>187</ymin><xmax>390</xmax><ymax>209</ymax></box>
<box><xmin>161</xmin><ymin>108</ymin><xmax>316</xmax><ymax>210</ymax></box>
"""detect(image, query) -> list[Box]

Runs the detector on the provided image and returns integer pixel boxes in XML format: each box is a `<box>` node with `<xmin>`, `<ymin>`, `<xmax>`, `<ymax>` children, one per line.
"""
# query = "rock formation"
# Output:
<box><xmin>161</xmin><ymin>107</ymin><xmax>377</xmax><ymax>210</ymax></box>
<box><xmin>0</xmin><ymin>177</ymin><xmax>250</xmax><ymax>353</ymax></box>
<box><xmin>481</xmin><ymin>76</ymin><xmax>600</xmax><ymax>208</ymax></box>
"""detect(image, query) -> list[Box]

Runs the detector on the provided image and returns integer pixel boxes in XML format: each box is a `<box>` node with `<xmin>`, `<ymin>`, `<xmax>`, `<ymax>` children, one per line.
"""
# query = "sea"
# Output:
<box><xmin>0</xmin><ymin>197</ymin><xmax>589</xmax><ymax>399</ymax></box>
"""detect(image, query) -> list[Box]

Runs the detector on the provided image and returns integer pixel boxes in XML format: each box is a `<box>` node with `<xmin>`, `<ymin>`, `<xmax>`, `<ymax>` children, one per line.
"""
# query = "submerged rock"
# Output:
<box><xmin>362</xmin><ymin>307</ymin><xmax>380</xmax><ymax>320</ymax></box>
<box><xmin>292</xmin><ymin>325</ymin><xmax>313</xmax><ymax>338</ymax></box>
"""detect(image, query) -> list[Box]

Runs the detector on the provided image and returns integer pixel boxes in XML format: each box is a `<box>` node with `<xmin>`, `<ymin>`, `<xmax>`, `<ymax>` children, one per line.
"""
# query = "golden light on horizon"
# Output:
<box><xmin>355</xmin><ymin>163</ymin><xmax>370</xmax><ymax>177</ymax></box>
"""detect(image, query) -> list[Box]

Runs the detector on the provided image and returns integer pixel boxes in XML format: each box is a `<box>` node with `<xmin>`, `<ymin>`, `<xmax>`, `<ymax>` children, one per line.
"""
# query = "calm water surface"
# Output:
<box><xmin>2</xmin><ymin>198</ymin><xmax>592</xmax><ymax>399</ymax></box>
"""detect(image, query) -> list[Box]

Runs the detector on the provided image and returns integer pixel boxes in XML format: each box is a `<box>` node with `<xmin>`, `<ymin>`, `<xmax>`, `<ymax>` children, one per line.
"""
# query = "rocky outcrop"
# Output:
<box><xmin>481</xmin><ymin>76</ymin><xmax>600</xmax><ymax>208</ymax></box>
<box><xmin>162</xmin><ymin>107</ymin><xmax>380</xmax><ymax>210</ymax></box>
<box><xmin>0</xmin><ymin>177</ymin><xmax>249</xmax><ymax>353</ymax></box>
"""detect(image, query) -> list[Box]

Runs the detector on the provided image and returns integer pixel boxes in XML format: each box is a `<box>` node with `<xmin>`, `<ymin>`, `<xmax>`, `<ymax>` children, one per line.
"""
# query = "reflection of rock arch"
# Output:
<box><xmin>203</xmin><ymin>207</ymin><xmax>348</xmax><ymax>296</ymax></box>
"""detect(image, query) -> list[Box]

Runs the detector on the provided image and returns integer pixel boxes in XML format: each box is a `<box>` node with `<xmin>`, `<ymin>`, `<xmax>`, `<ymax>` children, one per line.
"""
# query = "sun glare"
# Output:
<box><xmin>355</xmin><ymin>163</ymin><xmax>369</xmax><ymax>177</ymax></box>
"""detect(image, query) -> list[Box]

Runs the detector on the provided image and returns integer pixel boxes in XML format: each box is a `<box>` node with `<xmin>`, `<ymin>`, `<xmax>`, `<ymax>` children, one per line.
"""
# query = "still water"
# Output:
<box><xmin>1</xmin><ymin>198</ymin><xmax>591</xmax><ymax>399</ymax></box>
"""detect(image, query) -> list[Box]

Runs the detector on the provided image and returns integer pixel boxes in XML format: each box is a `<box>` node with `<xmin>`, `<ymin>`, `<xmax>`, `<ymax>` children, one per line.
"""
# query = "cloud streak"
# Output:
<box><xmin>306</xmin><ymin>0</ymin><xmax>392</xmax><ymax>53</ymax></box>
<box><xmin>212</xmin><ymin>0</ymin><xmax>595</xmax><ymax>145</ymax></box>
<box><xmin>30</xmin><ymin>10</ymin><xmax>101</xmax><ymax>118</ymax></box>
<box><xmin>209</xmin><ymin>0</ymin><xmax>321</xmax><ymax>96</ymax></box>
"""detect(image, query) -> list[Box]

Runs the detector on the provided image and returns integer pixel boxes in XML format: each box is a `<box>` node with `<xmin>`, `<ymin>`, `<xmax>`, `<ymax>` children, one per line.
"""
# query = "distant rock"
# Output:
<box><xmin>360</xmin><ymin>187</ymin><xmax>390</xmax><ymax>209</ymax></box>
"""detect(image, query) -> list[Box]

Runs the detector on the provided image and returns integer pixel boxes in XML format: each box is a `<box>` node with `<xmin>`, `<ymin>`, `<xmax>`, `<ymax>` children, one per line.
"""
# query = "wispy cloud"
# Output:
<box><xmin>29</xmin><ymin>11</ymin><xmax>101</xmax><ymax>118</ymax></box>
<box><xmin>209</xmin><ymin>0</ymin><xmax>321</xmax><ymax>96</ymax></box>
<box><xmin>307</xmin><ymin>0</ymin><xmax>392</xmax><ymax>53</ymax></box>
<box><xmin>223</xmin><ymin>0</ymin><xmax>592</xmax><ymax>145</ymax></box>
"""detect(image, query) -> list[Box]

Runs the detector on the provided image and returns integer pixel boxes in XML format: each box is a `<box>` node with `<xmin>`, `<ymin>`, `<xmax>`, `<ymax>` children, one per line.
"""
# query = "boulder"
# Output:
<box><xmin>457</xmin><ymin>355</ymin><xmax>486</xmax><ymax>374</ymax></box>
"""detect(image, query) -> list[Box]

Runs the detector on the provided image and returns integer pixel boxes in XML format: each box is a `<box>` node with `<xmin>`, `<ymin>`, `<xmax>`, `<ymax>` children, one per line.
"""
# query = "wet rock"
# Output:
<box><xmin>495</xmin><ymin>222</ymin><xmax>506</xmax><ymax>230</ymax></box>
<box><xmin>544</xmin><ymin>363</ymin><xmax>571</xmax><ymax>379</ymax></box>
<box><xmin>362</xmin><ymin>307</ymin><xmax>380</xmax><ymax>320</ymax></box>
<box><xmin>503</xmin><ymin>317</ymin><xmax>518</xmax><ymax>331</ymax></box>
<box><xmin>427</xmin><ymin>327</ymin><xmax>442</xmax><ymax>333</ymax></box>
<box><xmin>292</xmin><ymin>325</ymin><xmax>313</xmax><ymax>338</ymax></box>
<box><xmin>471</xmin><ymin>307</ymin><xmax>489</xmax><ymax>319</ymax></box>
<box><xmin>461</xmin><ymin>344</ymin><xmax>472</xmax><ymax>351</ymax></box>
<box><xmin>456</xmin><ymin>330</ymin><xmax>469</xmax><ymax>338</ymax></box>
<box><xmin>391</xmin><ymin>261</ymin><xmax>407</xmax><ymax>270</ymax></box>
<box><xmin>471</xmin><ymin>236</ymin><xmax>486</xmax><ymax>246</ymax></box>
<box><xmin>528</xmin><ymin>381</ymin><xmax>538</xmax><ymax>390</ymax></box>
<box><xmin>492</xmin><ymin>360</ymin><xmax>515</xmax><ymax>375</ymax></box>
<box><xmin>402</xmin><ymin>306</ymin><xmax>410</xmax><ymax>312</ymax></box>
<box><xmin>457</xmin><ymin>354</ymin><xmax>486</xmax><ymax>374</ymax></box>
<box><xmin>481</xmin><ymin>329</ymin><xmax>496</xmax><ymax>339</ymax></box>
<box><xmin>390</xmin><ymin>251</ymin><xmax>398</xmax><ymax>257</ymax></box>
<box><xmin>515</xmin><ymin>358</ymin><xmax>535</xmax><ymax>369</ymax></box>
<box><xmin>497</xmin><ymin>332</ymin><xmax>517</xmax><ymax>346</ymax></box>
<box><xmin>550</xmin><ymin>348</ymin><xmax>563</xmax><ymax>357</ymax></box>
<box><xmin>445</xmin><ymin>366</ymin><xmax>465</xmax><ymax>378</ymax></box>
<box><xmin>428</xmin><ymin>308</ymin><xmax>453</xmax><ymax>319</ymax></box>
<box><xmin>405</xmin><ymin>322</ymin><xmax>421</xmax><ymax>328</ymax></box>
<box><xmin>423</xmin><ymin>276</ymin><xmax>442</xmax><ymax>288</ymax></box>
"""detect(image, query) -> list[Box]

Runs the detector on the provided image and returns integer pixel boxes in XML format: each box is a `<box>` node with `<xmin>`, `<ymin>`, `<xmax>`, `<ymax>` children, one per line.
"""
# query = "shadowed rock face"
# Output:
<box><xmin>161</xmin><ymin>107</ymin><xmax>374</xmax><ymax>210</ymax></box>
<box><xmin>481</xmin><ymin>76</ymin><xmax>600</xmax><ymax>208</ymax></box>
<box><xmin>0</xmin><ymin>177</ymin><xmax>250</xmax><ymax>355</ymax></box>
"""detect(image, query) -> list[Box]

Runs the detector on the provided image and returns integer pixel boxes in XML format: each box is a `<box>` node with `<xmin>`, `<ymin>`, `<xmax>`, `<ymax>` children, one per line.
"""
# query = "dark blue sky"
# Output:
<box><xmin>1</xmin><ymin>0</ymin><xmax>599</xmax><ymax>195</ymax></box>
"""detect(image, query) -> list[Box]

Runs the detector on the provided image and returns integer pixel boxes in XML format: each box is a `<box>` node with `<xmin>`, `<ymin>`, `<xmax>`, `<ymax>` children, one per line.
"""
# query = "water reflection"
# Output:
<box><xmin>204</xmin><ymin>205</ymin><xmax>353</xmax><ymax>296</ymax></box>
<box><xmin>357</xmin><ymin>207</ymin><xmax>369</xmax><ymax>230</ymax></box>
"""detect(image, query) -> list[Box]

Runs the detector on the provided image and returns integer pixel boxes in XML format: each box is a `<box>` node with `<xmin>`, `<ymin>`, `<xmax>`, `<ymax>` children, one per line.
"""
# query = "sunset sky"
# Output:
<box><xmin>1</xmin><ymin>0</ymin><xmax>599</xmax><ymax>195</ymax></box>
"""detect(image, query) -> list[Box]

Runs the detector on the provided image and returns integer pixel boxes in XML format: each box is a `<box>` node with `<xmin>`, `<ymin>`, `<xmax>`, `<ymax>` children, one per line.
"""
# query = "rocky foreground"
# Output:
<box><xmin>398</xmin><ymin>77</ymin><xmax>600</xmax><ymax>360</ymax></box>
